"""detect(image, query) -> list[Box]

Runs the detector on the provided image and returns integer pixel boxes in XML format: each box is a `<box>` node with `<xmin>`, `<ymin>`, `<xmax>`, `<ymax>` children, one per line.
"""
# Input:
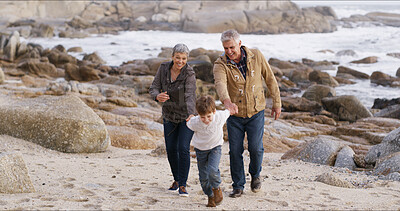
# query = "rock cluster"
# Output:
<box><xmin>0</xmin><ymin>1</ymin><xmax>337</xmax><ymax>37</ymax></box>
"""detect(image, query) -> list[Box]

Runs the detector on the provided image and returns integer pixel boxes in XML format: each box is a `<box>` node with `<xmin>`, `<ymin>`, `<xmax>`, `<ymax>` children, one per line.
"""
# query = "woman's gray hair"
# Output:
<box><xmin>221</xmin><ymin>29</ymin><xmax>240</xmax><ymax>44</ymax></box>
<box><xmin>172</xmin><ymin>43</ymin><xmax>190</xmax><ymax>57</ymax></box>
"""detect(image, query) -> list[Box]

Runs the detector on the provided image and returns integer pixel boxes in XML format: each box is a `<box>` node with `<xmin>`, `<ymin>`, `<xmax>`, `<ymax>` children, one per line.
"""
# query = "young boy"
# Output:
<box><xmin>187</xmin><ymin>95</ymin><xmax>232</xmax><ymax>207</ymax></box>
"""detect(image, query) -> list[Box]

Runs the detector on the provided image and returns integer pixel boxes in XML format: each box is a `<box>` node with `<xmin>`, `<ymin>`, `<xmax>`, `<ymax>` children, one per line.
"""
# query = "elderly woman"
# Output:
<box><xmin>149</xmin><ymin>43</ymin><xmax>196</xmax><ymax>197</ymax></box>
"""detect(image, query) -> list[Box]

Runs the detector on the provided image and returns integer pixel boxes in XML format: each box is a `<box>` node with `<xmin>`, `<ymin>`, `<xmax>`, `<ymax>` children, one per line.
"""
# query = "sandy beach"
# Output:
<box><xmin>1</xmin><ymin>134</ymin><xmax>399</xmax><ymax>210</ymax></box>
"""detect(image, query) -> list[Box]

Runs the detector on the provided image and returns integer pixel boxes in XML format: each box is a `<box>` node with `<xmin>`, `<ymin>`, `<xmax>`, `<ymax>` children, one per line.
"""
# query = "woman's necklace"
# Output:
<box><xmin>171</xmin><ymin>68</ymin><xmax>181</xmax><ymax>82</ymax></box>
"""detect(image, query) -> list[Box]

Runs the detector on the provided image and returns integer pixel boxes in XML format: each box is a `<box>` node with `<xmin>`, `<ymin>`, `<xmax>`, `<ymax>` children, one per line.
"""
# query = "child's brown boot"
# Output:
<box><xmin>212</xmin><ymin>187</ymin><xmax>223</xmax><ymax>205</ymax></box>
<box><xmin>207</xmin><ymin>196</ymin><xmax>216</xmax><ymax>207</ymax></box>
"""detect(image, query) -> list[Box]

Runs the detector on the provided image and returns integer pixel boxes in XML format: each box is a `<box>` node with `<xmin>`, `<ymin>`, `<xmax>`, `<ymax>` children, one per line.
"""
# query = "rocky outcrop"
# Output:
<box><xmin>0</xmin><ymin>152</ymin><xmax>35</xmax><ymax>193</ymax></box>
<box><xmin>0</xmin><ymin>94</ymin><xmax>110</xmax><ymax>153</ymax></box>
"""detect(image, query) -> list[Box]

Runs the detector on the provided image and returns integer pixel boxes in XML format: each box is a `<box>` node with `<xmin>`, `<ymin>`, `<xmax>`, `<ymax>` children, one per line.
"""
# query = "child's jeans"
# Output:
<box><xmin>195</xmin><ymin>145</ymin><xmax>222</xmax><ymax>197</ymax></box>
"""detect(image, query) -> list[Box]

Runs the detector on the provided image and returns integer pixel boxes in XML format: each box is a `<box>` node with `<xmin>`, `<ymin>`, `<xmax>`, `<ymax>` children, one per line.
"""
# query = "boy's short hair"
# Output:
<box><xmin>196</xmin><ymin>95</ymin><xmax>216</xmax><ymax>116</ymax></box>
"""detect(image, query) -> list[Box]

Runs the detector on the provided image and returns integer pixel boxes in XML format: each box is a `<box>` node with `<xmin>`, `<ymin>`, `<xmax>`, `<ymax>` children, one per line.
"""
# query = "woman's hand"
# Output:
<box><xmin>156</xmin><ymin>91</ymin><xmax>170</xmax><ymax>102</ymax></box>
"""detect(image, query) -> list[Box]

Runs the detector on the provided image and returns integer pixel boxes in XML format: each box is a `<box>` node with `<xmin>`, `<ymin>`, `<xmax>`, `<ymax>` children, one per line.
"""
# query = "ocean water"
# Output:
<box><xmin>23</xmin><ymin>2</ymin><xmax>400</xmax><ymax>108</ymax></box>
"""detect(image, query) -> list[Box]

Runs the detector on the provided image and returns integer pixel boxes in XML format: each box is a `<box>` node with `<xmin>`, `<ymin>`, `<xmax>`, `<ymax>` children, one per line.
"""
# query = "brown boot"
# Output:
<box><xmin>212</xmin><ymin>187</ymin><xmax>223</xmax><ymax>205</ymax></box>
<box><xmin>207</xmin><ymin>196</ymin><xmax>216</xmax><ymax>207</ymax></box>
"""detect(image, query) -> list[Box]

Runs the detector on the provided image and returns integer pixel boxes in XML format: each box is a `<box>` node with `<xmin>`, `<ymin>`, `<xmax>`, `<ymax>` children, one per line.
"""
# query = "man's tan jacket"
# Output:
<box><xmin>213</xmin><ymin>46</ymin><xmax>281</xmax><ymax>118</ymax></box>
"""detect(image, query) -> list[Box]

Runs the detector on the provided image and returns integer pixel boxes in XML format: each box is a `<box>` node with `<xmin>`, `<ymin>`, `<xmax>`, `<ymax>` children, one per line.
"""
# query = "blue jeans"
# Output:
<box><xmin>227</xmin><ymin>110</ymin><xmax>264</xmax><ymax>190</ymax></box>
<box><xmin>195</xmin><ymin>145</ymin><xmax>222</xmax><ymax>197</ymax></box>
<box><xmin>163</xmin><ymin>119</ymin><xmax>194</xmax><ymax>187</ymax></box>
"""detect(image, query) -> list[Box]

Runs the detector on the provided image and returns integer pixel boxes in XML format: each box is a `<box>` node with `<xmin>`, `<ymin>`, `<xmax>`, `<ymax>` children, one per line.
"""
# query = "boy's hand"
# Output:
<box><xmin>186</xmin><ymin>114</ymin><xmax>195</xmax><ymax>122</ymax></box>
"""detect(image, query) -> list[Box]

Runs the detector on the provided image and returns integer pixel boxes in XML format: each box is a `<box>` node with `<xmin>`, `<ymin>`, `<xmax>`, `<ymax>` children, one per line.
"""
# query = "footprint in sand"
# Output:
<box><xmin>269</xmin><ymin>191</ymin><xmax>280</xmax><ymax>196</ymax></box>
<box><xmin>66</xmin><ymin>177</ymin><xmax>76</xmax><ymax>182</ymax></box>
<box><xmin>83</xmin><ymin>204</ymin><xmax>101</xmax><ymax>209</ymax></box>
<box><xmin>80</xmin><ymin>188</ymin><xmax>96</xmax><ymax>196</ymax></box>
<box><xmin>145</xmin><ymin>197</ymin><xmax>159</xmax><ymax>205</ymax></box>
<box><xmin>18</xmin><ymin>198</ymin><xmax>30</xmax><ymax>203</ymax></box>
<box><xmin>40</xmin><ymin>197</ymin><xmax>58</xmax><ymax>201</ymax></box>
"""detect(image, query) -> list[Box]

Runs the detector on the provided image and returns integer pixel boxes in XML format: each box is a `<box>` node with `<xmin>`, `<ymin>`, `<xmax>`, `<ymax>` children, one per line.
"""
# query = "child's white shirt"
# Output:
<box><xmin>187</xmin><ymin>109</ymin><xmax>230</xmax><ymax>151</ymax></box>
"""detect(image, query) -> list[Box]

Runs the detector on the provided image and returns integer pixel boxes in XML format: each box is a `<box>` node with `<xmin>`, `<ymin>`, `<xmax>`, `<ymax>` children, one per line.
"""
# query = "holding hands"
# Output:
<box><xmin>223</xmin><ymin>99</ymin><xmax>238</xmax><ymax>115</ymax></box>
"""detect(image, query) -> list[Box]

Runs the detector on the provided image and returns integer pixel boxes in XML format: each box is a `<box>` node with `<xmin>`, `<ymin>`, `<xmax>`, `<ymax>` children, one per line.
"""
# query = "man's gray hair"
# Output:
<box><xmin>221</xmin><ymin>29</ymin><xmax>240</xmax><ymax>44</ymax></box>
<box><xmin>172</xmin><ymin>43</ymin><xmax>190</xmax><ymax>57</ymax></box>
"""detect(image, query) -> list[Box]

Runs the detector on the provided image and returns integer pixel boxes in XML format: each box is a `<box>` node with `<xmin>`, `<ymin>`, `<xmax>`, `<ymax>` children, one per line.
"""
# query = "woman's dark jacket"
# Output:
<box><xmin>149</xmin><ymin>61</ymin><xmax>197</xmax><ymax>123</ymax></box>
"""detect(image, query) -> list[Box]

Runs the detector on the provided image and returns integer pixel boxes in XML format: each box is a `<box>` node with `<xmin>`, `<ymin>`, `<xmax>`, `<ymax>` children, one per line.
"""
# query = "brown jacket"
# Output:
<box><xmin>149</xmin><ymin>61</ymin><xmax>197</xmax><ymax>123</ymax></box>
<box><xmin>213</xmin><ymin>46</ymin><xmax>281</xmax><ymax>118</ymax></box>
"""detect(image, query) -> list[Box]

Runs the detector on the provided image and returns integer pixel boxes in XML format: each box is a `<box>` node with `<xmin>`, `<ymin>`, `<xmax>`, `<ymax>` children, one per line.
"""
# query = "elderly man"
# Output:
<box><xmin>213</xmin><ymin>29</ymin><xmax>281</xmax><ymax>198</ymax></box>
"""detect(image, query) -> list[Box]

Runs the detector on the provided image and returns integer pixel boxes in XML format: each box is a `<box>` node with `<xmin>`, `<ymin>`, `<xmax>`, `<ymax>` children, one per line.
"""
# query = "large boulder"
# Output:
<box><xmin>0</xmin><ymin>152</ymin><xmax>35</xmax><ymax>193</ymax></box>
<box><xmin>0</xmin><ymin>94</ymin><xmax>110</xmax><ymax>153</ymax></box>
<box><xmin>281</xmin><ymin>97</ymin><xmax>322</xmax><ymax>113</ymax></box>
<box><xmin>370</xmin><ymin>71</ymin><xmax>400</xmax><ymax>87</ymax></box>
<box><xmin>334</xmin><ymin>146</ymin><xmax>357</xmax><ymax>170</ymax></box>
<box><xmin>281</xmin><ymin>137</ymin><xmax>343</xmax><ymax>166</ymax></box>
<box><xmin>365</xmin><ymin>127</ymin><xmax>400</xmax><ymax>165</ymax></box>
<box><xmin>373</xmin><ymin>152</ymin><xmax>400</xmax><ymax>176</ymax></box>
<box><xmin>302</xmin><ymin>84</ymin><xmax>336</xmax><ymax>104</ymax></box>
<box><xmin>309</xmin><ymin>70</ymin><xmax>339</xmax><ymax>87</ymax></box>
<box><xmin>374</xmin><ymin>104</ymin><xmax>400</xmax><ymax>119</ymax></box>
<box><xmin>3</xmin><ymin>31</ymin><xmax>19</xmax><ymax>61</ymax></box>
<box><xmin>322</xmin><ymin>95</ymin><xmax>372</xmax><ymax>122</ymax></box>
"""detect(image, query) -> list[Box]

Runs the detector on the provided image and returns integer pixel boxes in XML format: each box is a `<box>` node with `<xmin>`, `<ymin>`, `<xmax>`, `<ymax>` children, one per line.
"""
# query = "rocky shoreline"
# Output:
<box><xmin>0</xmin><ymin>0</ymin><xmax>400</xmax><ymax>209</ymax></box>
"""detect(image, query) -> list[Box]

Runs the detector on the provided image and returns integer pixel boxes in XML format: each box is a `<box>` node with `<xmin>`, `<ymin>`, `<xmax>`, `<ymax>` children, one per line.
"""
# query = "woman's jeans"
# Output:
<box><xmin>195</xmin><ymin>145</ymin><xmax>222</xmax><ymax>197</ymax></box>
<box><xmin>227</xmin><ymin>110</ymin><xmax>264</xmax><ymax>190</ymax></box>
<box><xmin>163</xmin><ymin>119</ymin><xmax>194</xmax><ymax>187</ymax></box>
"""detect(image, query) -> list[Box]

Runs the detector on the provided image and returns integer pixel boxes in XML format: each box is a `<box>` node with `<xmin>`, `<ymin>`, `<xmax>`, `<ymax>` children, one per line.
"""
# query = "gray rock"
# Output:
<box><xmin>334</xmin><ymin>146</ymin><xmax>357</xmax><ymax>170</ymax></box>
<box><xmin>0</xmin><ymin>94</ymin><xmax>110</xmax><ymax>153</ymax></box>
<box><xmin>322</xmin><ymin>95</ymin><xmax>373</xmax><ymax>122</ymax></box>
<box><xmin>374</xmin><ymin>104</ymin><xmax>400</xmax><ymax>119</ymax></box>
<box><xmin>365</xmin><ymin>127</ymin><xmax>400</xmax><ymax>165</ymax></box>
<box><xmin>335</xmin><ymin>49</ymin><xmax>357</xmax><ymax>57</ymax></box>
<box><xmin>382</xmin><ymin>172</ymin><xmax>400</xmax><ymax>181</ymax></box>
<box><xmin>0</xmin><ymin>152</ymin><xmax>35</xmax><ymax>193</ymax></box>
<box><xmin>373</xmin><ymin>152</ymin><xmax>400</xmax><ymax>176</ymax></box>
<box><xmin>298</xmin><ymin>138</ymin><xmax>343</xmax><ymax>166</ymax></box>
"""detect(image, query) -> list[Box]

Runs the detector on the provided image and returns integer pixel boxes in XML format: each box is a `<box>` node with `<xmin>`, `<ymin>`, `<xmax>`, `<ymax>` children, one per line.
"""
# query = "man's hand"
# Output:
<box><xmin>271</xmin><ymin>107</ymin><xmax>281</xmax><ymax>120</ymax></box>
<box><xmin>223</xmin><ymin>99</ymin><xmax>238</xmax><ymax>115</ymax></box>
<box><xmin>156</xmin><ymin>91</ymin><xmax>169</xmax><ymax>102</ymax></box>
